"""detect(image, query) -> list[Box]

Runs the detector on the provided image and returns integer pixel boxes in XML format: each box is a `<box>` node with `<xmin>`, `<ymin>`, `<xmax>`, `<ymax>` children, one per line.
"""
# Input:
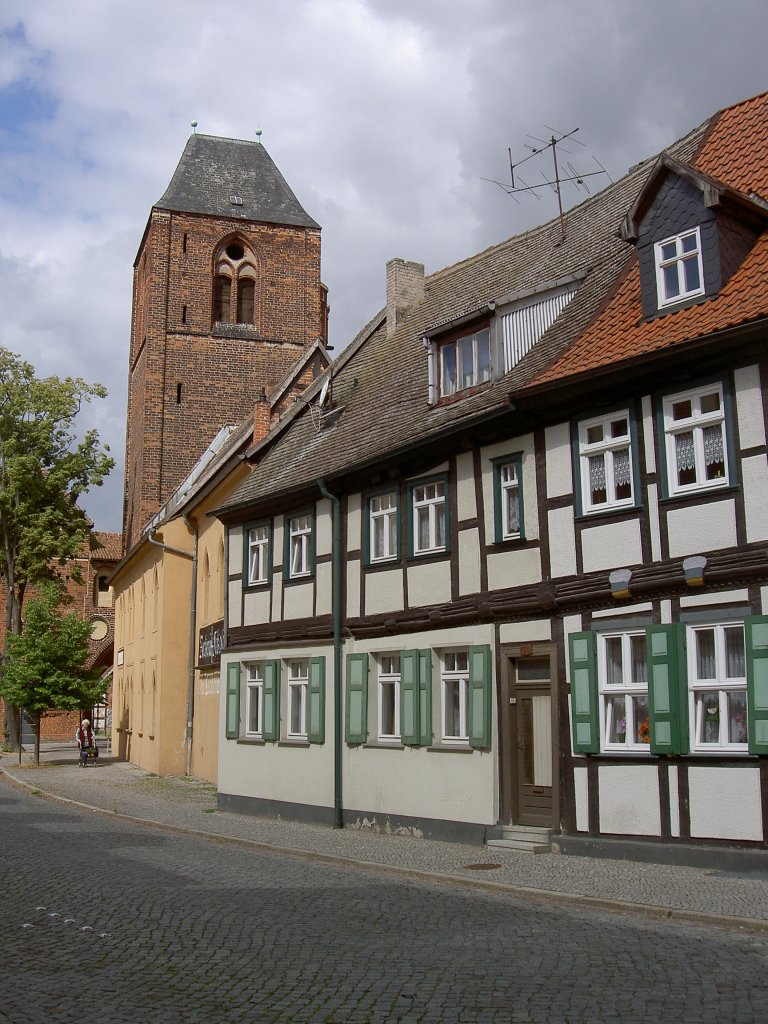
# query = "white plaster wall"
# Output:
<box><xmin>480</xmin><ymin>435</ymin><xmax>537</xmax><ymax>542</ymax></box>
<box><xmin>581</xmin><ymin>519</ymin><xmax>643</xmax><ymax>573</ymax></box>
<box><xmin>228</xmin><ymin>525</ymin><xmax>243</xmax><ymax>566</ymax></box>
<box><xmin>365</xmin><ymin>569</ymin><xmax>404</xmax><ymax>615</ymax></box>
<box><xmin>641</xmin><ymin>395</ymin><xmax>656</xmax><ymax>474</ymax></box>
<box><xmin>487</xmin><ymin>546</ymin><xmax>542</xmax><ymax>591</ymax></box>
<box><xmin>573</xmin><ymin>765</ymin><xmax>589</xmax><ymax>832</ymax></box>
<box><xmin>548</xmin><ymin>506</ymin><xmax>577</xmax><ymax>577</ymax></box>
<box><xmin>273</xmin><ymin>520</ymin><xmax>284</xmax><ymax>567</ymax></box>
<box><xmin>592</xmin><ymin>602</ymin><xmax>652</xmax><ymax>620</ymax></box>
<box><xmin>455</xmin><ymin>451</ymin><xmax>477</xmax><ymax>521</ymax></box>
<box><xmin>645</xmin><ymin>482</ymin><xmax>661</xmax><ymax>562</ymax></box>
<box><xmin>762</xmin><ymin>587</ymin><xmax>768</xmax><ymax>615</ymax></box>
<box><xmin>283</xmin><ymin>581</ymin><xmax>313</xmax><ymax>620</ymax></box>
<box><xmin>407</xmin><ymin>560</ymin><xmax>451</xmax><ymax>607</ymax></box>
<box><xmin>243</xmin><ymin>588</ymin><xmax>271</xmax><ymax>627</ymax></box>
<box><xmin>315</xmin><ymin>500</ymin><xmax>332</xmax><ymax>557</ymax></box>
<box><xmin>666</xmin><ymin>499</ymin><xmax>737</xmax><ymax>557</ymax></box>
<box><xmin>734</xmin><ymin>364</ymin><xmax>766</xmax><ymax>449</ymax></box>
<box><xmin>315</xmin><ymin>562</ymin><xmax>332</xmax><ymax>617</ymax></box>
<box><xmin>742</xmin><ymin>454</ymin><xmax>768</xmax><ymax>543</ymax></box>
<box><xmin>499</xmin><ymin>619</ymin><xmax>551</xmax><ymax>644</ymax></box>
<box><xmin>346</xmin><ymin>559</ymin><xmax>361</xmax><ymax>618</ymax></box>
<box><xmin>228</xmin><ymin>581</ymin><xmax>242</xmax><ymax>628</ymax></box>
<box><xmin>355</xmin><ymin>622</ymin><xmax>494</xmax><ymax>656</ymax></box>
<box><xmin>680</xmin><ymin>589</ymin><xmax>749</xmax><ymax>609</ymax></box>
<box><xmin>347</xmin><ymin>493</ymin><xmax>362</xmax><ymax>552</ymax></box>
<box><xmin>598</xmin><ymin>764</ymin><xmax>660</xmax><ymax>836</ymax></box>
<box><xmin>458</xmin><ymin>528</ymin><xmax>481</xmax><ymax>596</ymax></box>
<box><xmin>668</xmin><ymin>765</ymin><xmax>680</xmax><ymax>838</ymax></box>
<box><xmin>688</xmin><ymin>765</ymin><xmax>763</xmax><ymax>841</ymax></box>
<box><xmin>344</xmin><ymin>745</ymin><xmax>495</xmax><ymax>824</ymax></box>
<box><xmin>271</xmin><ymin>571</ymin><xmax>283</xmax><ymax>621</ymax></box>
<box><xmin>545</xmin><ymin>422</ymin><xmax>572</xmax><ymax>498</ymax></box>
<box><xmin>218</xmin><ymin>650</ymin><xmax>334</xmax><ymax>808</ymax></box>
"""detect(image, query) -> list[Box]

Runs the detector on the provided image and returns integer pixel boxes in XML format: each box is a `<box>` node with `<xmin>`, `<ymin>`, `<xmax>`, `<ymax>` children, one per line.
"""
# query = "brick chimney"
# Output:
<box><xmin>386</xmin><ymin>258</ymin><xmax>425</xmax><ymax>338</ymax></box>
<box><xmin>253</xmin><ymin>388</ymin><xmax>271</xmax><ymax>444</ymax></box>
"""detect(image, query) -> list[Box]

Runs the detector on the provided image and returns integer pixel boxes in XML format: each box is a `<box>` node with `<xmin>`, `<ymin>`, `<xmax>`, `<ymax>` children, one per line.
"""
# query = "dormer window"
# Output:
<box><xmin>440</xmin><ymin>327</ymin><xmax>491</xmax><ymax>397</ymax></box>
<box><xmin>655</xmin><ymin>228</ymin><xmax>704</xmax><ymax>308</ymax></box>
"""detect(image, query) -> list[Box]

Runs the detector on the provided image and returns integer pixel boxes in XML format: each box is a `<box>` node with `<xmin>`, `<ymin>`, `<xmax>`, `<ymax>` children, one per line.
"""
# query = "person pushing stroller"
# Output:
<box><xmin>75</xmin><ymin>719</ymin><xmax>98</xmax><ymax>767</ymax></box>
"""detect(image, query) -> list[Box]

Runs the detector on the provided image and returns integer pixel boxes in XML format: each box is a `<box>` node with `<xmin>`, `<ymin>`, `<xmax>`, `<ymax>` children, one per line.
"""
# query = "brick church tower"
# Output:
<box><xmin>123</xmin><ymin>133</ymin><xmax>328</xmax><ymax>550</ymax></box>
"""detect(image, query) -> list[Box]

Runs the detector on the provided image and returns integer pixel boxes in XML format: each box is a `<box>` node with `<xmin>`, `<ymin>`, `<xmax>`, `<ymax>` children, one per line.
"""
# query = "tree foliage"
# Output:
<box><xmin>0</xmin><ymin>581</ymin><xmax>106</xmax><ymax>714</ymax></box>
<box><xmin>0</xmin><ymin>346</ymin><xmax>114</xmax><ymax>743</ymax></box>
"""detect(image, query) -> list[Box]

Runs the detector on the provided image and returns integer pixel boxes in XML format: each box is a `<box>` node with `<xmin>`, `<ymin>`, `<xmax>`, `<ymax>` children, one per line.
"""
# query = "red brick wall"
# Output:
<box><xmin>123</xmin><ymin>209</ymin><xmax>324</xmax><ymax>550</ymax></box>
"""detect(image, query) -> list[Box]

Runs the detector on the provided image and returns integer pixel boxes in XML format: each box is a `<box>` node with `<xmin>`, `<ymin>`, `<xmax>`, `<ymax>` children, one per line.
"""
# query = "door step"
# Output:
<box><xmin>487</xmin><ymin>825</ymin><xmax>552</xmax><ymax>854</ymax></box>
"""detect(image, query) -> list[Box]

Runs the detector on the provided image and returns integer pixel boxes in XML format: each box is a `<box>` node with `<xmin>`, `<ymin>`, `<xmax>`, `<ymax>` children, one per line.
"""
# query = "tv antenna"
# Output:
<box><xmin>483</xmin><ymin>126</ymin><xmax>611</xmax><ymax>242</ymax></box>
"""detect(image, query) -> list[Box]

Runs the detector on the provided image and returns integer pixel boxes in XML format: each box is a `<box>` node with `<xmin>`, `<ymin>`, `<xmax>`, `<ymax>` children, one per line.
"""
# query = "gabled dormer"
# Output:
<box><xmin>620</xmin><ymin>153</ymin><xmax>768</xmax><ymax>319</ymax></box>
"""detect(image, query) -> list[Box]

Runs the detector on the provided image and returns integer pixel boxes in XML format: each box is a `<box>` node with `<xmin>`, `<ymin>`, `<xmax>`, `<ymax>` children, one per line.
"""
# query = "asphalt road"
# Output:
<box><xmin>1</xmin><ymin>785</ymin><xmax>766</xmax><ymax>1024</ymax></box>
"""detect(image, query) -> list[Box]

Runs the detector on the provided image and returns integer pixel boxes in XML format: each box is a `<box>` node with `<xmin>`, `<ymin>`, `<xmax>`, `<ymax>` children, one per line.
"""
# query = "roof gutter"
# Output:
<box><xmin>318</xmin><ymin>478</ymin><xmax>343</xmax><ymax>830</ymax></box>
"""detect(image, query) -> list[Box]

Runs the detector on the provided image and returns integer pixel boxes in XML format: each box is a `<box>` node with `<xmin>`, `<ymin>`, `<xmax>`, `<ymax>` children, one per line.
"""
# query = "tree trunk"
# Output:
<box><xmin>3</xmin><ymin>702</ymin><xmax>20</xmax><ymax>750</ymax></box>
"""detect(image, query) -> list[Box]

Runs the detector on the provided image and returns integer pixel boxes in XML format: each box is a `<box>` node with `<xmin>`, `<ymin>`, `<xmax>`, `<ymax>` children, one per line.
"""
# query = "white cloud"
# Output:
<box><xmin>0</xmin><ymin>0</ymin><xmax>765</xmax><ymax>530</ymax></box>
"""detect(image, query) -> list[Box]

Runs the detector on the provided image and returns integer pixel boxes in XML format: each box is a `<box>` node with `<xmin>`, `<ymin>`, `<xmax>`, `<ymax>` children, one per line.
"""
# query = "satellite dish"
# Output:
<box><xmin>318</xmin><ymin>377</ymin><xmax>330</xmax><ymax>407</ymax></box>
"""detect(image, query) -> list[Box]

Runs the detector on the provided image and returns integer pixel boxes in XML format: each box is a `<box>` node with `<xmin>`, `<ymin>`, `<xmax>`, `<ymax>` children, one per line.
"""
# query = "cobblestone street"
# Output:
<box><xmin>1</xmin><ymin>780</ymin><xmax>767</xmax><ymax>1023</ymax></box>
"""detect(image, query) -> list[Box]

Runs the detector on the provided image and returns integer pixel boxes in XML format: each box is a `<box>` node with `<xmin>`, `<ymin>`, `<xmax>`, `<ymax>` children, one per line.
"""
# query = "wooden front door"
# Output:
<box><xmin>510</xmin><ymin>654</ymin><xmax>553</xmax><ymax>826</ymax></box>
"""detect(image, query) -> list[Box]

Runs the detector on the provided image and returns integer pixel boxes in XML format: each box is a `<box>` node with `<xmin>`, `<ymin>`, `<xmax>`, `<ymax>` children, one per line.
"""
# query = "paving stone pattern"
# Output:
<box><xmin>1</xmin><ymin>774</ymin><xmax>768</xmax><ymax>1022</ymax></box>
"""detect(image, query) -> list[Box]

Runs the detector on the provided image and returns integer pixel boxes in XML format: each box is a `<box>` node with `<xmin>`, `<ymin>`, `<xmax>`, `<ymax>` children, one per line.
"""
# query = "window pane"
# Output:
<box><xmin>459</xmin><ymin>335</ymin><xmax>474</xmax><ymax>389</ymax></box>
<box><xmin>605</xmin><ymin>637</ymin><xmax>623</xmax><ymax>685</ymax></box>
<box><xmin>213</xmin><ymin>276</ymin><xmax>231</xmax><ymax>321</ymax></box>
<box><xmin>237</xmin><ymin>278</ymin><xmax>255</xmax><ymax>323</ymax></box>
<box><xmin>700</xmin><ymin>392</ymin><xmax>720</xmax><ymax>414</ymax></box>
<box><xmin>703</xmin><ymin>425</ymin><xmax>725</xmax><ymax>480</ymax></box>
<box><xmin>444</xmin><ymin>679</ymin><xmax>461</xmax><ymax>736</ymax></box>
<box><xmin>682</xmin><ymin>256</ymin><xmax>701</xmax><ymax>293</ymax></box>
<box><xmin>672</xmin><ymin>399</ymin><xmax>692</xmax><ymax>421</ymax></box>
<box><xmin>248</xmin><ymin>689</ymin><xmax>260</xmax><ymax>733</ymax></box>
<box><xmin>435</xmin><ymin>503</ymin><xmax>446</xmax><ymax>548</ymax></box>
<box><xmin>589</xmin><ymin>453</ymin><xmax>607</xmax><ymax>504</ymax></box>
<box><xmin>476</xmin><ymin>330</ymin><xmax>491</xmax><ymax>382</ymax></box>
<box><xmin>441</xmin><ymin>345</ymin><xmax>456</xmax><ymax>395</ymax></box>
<box><xmin>632</xmin><ymin>694</ymin><xmax>650</xmax><ymax>744</ymax></box>
<box><xmin>586</xmin><ymin>424</ymin><xmax>603</xmax><ymax>444</ymax></box>
<box><xmin>663</xmin><ymin>263</ymin><xmax>679</xmax><ymax>299</ymax></box>
<box><xmin>373</xmin><ymin>517</ymin><xmax>385</xmax><ymax>559</ymax></box>
<box><xmin>697</xmin><ymin>690</ymin><xmax>720</xmax><ymax>744</ymax></box>
<box><xmin>381</xmin><ymin>682</ymin><xmax>396</xmax><ymax>736</ymax></box>
<box><xmin>675</xmin><ymin>431</ymin><xmax>696</xmax><ymax>485</ymax></box>
<box><xmin>630</xmin><ymin>635</ymin><xmax>647</xmax><ymax>683</ymax></box>
<box><xmin>696</xmin><ymin>629</ymin><xmax>716</xmax><ymax>680</ymax></box>
<box><xmin>417</xmin><ymin>506</ymin><xmax>430</xmax><ymax>550</ymax></box>
<box><xmin>388</xmin><ymin>513</ymin><xmax>397</xmax><ymax>557</ymax></box>
<box><xmin>727</xmin><ymin>690</ymin><xmax>748</xmax><ymax>744</ymax></box>
<box><xmin>724</xmin><ymin>626</ymin><xmax>745</xmax><ymax>678</ymax></box>
<box><xmin>613</xmin><ymin>447</ymin><xmax>632</xmax><ymax>500</ymax></box>
<box><xmin>610</xmin><ymin>418</ymin><xmax>628</xmax><ymax>438</ymax></box>
<box><xmin>681</xmin><ymin>233</ymin><xmax>698</xmax><ymax>254</ymax></box>
<box><xmin>505</xmin><ymin>482</ymin><xmax>520</xmax><ymax>535</ymax></box>
<box><xmin>661</xmin><ymin>241</ymin><xmax>677</xmax><ymax>261</ymax></box>
<box><xmin>606</xmin><ymin>695</ymin><xmax>627</xmax><ymax>742</ymax></box>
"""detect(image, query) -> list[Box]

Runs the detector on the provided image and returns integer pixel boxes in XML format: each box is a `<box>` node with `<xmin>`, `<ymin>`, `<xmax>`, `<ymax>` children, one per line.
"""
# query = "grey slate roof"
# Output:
<box><xmin>155</xmin><ymin>134</ymin><xmax>320</xmax><ymax>229</ymax></box>
<box><xmin>219</xmin><ymin>115</ymin><xmax>711</xmax><ymax>517</ymax></box>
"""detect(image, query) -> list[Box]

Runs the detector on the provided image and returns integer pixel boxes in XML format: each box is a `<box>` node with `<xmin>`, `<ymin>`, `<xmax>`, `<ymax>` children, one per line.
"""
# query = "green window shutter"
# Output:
<box><xmin>308</xmin><ymin>657</ymin><xmax>326</xmax><ymax>744</ymax></box>
<box><xmin>400</xmin><ymin>649</ymin><xmax>420</xmax><ymax>746</ymax></box>
<box><xmin>262</xmin><ymin>659</ymin><xmax>281</xmax><ymax>741</ymax></box>
<box><xmin>345</xmin><ymin>653</ymin><xmax>369</xmax><ymax>744</ymax></box>
<box><xmin>646</xmin><ymin>624</ymin><xmax>688</xmax><ymax>755</ymax></box>
<box><xmin>568</xmin><ymin>632</ymin><xmax>599</xmax><ymax>754</ymax></box>
<box><xmin>468</xmin><ymin>644</ymin><xmax>492</xmax><ymax>748</ymax></box>
<box><xmin>746</xmin><ymin>616</ymin><xmax>768</xmax><ymax>755</ymax></box>
<box><xmin>225</xmin><ymin>662</ymin><xmax>241</xmax><ymax>739</ymax></box>
<box><xmin>418</xmin><ymin>649</ymin><xmax>433</xmax><ymax>746</ymax></box>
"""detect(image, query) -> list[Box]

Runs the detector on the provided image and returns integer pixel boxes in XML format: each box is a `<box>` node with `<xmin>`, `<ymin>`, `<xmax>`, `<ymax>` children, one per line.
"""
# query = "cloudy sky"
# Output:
<box><xmin>1</xmin><ymin>0</ymin><xmax>765</xmax><ymax>532</ymax></box>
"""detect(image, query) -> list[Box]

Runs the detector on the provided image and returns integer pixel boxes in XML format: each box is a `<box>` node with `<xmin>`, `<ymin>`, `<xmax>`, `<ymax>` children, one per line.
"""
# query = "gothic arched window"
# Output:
<box><xmin>212</xmin><ymin>237</ymin><xmax>258</xmax><ymax>326</ymax></box>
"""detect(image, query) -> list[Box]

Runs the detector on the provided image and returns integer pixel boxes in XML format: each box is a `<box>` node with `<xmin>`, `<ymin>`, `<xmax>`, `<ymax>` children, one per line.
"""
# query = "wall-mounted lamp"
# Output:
<box><xmin>683</xmin><ymin>555</ymin><xmax>707</xmax><ymax>587</ymax></box>
<box><xmin>609</xmin><ymin>568</ymin><xmax>632</xmax><ymax>599</ymax></box>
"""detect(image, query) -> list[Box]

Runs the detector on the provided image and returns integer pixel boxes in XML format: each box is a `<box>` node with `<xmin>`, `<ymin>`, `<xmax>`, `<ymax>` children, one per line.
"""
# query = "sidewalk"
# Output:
<box><xmin>3</xmin><ymin>743</ymin><xmax>768</xmax><ymax>931</ymax></box>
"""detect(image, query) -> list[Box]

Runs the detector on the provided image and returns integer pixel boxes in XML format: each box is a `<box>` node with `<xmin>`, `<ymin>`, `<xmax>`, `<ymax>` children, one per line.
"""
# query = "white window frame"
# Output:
<box><xmin>662</xmin><ymin>384</ymin><xmax>729</xmax><ymax>496</ymax></box>
<box><xmin>597</xmin><ymin>631</ymin><xmax>650</xmax><ymax>752</ymax></box>
<box><xmin>247</xmin><ymin>525</ymin><xmax>269</xmax><ymax>585</ymax></box>
<box><xmin>288</xmin><ymin>514</ymin><xmax>312</xmax><ymax>578</ymax></box>
<box><xmin>578</xmin><ymin>411</ymin><xmax>634</xmax><ymax>514</ymax></box>
<box><xmin>412</xmin><ymin>480</ymin><xmax>446</xmax><ymax>555</ymax></box>
<box><xmin>441</xmin><ymin>650</ymin><xmax>469</xmax><ymax>744</ymax></box>
<box><xmin>655</xmin><ymin>227</ymin><xmax>704</xmax><ymax>308</ymax></box>
<box><xmin>499</xmin><ymin>461</ymin><xmax>521</xmax><ymax>539</ymax></box>
<box><xmin>245</xmin><ymin>662</ymin><xmax>263</xmax><ymax>737</ymax></box>
<box><xmin>439</xmin><ymin>328</ymin><xmax>491</xmax><ymax>397</ymax></box>
<box><xmin>287</xmin><ymin>659</ymin><xmax>309</xmax><ymax>739</ymax></box>
<box><xmin>377</xmin><ymin>654</ymin><xmax>401</xmax><ymax>742</ymax></box>
<box><xmin>369</xmin><ymin>492</ymin><xmax>398</xmax><ymax>562</ymax></box>
<box><xmin>688</xmin><ymin>622</ymin><xmax>748</xmax><ymax>753</ymax></box>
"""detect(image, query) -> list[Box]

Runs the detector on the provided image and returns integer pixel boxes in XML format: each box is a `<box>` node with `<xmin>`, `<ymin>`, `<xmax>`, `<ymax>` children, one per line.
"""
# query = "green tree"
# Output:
<box><xmin>1</xmin><ymin>581</ymin><xmax>107</xmax><ymax>764</ymax></box>
<box><xmin>0</xmin><ymin>346</ymin><xmax>114</xmax><ymax>747</ymax></box>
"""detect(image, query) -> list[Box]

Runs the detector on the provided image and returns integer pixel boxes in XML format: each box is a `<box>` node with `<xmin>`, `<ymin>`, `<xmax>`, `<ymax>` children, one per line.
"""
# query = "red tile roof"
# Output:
<box><xmin>530</xmin><ymin>92</ymin><xmax>768</xmax><ymax>388</ymax></box>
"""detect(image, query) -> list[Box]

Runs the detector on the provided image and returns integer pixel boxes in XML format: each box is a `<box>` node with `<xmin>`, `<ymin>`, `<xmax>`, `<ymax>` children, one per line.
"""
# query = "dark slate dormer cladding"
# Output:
<box><xmin>155</xmin><ymin>134</ymin><xmax>320</xmax><ymax>229</ymax></box>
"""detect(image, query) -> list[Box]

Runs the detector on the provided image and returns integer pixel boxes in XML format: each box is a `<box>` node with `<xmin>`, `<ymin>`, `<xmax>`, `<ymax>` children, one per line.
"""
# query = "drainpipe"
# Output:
<box><xmin>318</xmin><ymin>478</ymin><xmax>343</xmax><ymax>829</ymax></box>
<box><xmin>147</xmin><ymin>526</ymin><xmax>197</xmax><ymax>775</ymax></box>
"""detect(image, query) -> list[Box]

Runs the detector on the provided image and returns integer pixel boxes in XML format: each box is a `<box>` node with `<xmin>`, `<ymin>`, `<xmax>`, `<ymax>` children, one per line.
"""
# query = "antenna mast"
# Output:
<box><xmin>487</xmin><ymin>127</ymin><xmax>610</xmax><ymax>242</ymax></box>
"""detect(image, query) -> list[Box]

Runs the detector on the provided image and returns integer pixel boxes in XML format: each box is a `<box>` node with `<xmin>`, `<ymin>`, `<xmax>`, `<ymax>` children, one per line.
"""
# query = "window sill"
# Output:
<box><xmin>283</xmin><ymin>574</ymin><xmax>315</xmax><ymax>586</ymax></box>
<box><xmin>574</xmin><ymin>503</ymin><xmax>642</xmax><ymax>524</ymax></box>
<box><xmin>244</xmin><ymin>581</ymin><xmax>270</xmax><ymax>591</ymax></box>
<box><xmin>237</xmin><ymin>737</ymin><xmax>265</xmax><ymax>746</ymax></box>
<box><xmin>408</xmin><ymin>550</ymin><xmax>449</xmax><ymax>565</ymax></box>
<box><xmin>365</xmin><ymin>557</ymin><xmax>400</xmax><ymax>571</ymax></box>
<box><xmin>278</xmin><ymin>738</ymin><xmax>310</xmax><ymax>747</ymax></box>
